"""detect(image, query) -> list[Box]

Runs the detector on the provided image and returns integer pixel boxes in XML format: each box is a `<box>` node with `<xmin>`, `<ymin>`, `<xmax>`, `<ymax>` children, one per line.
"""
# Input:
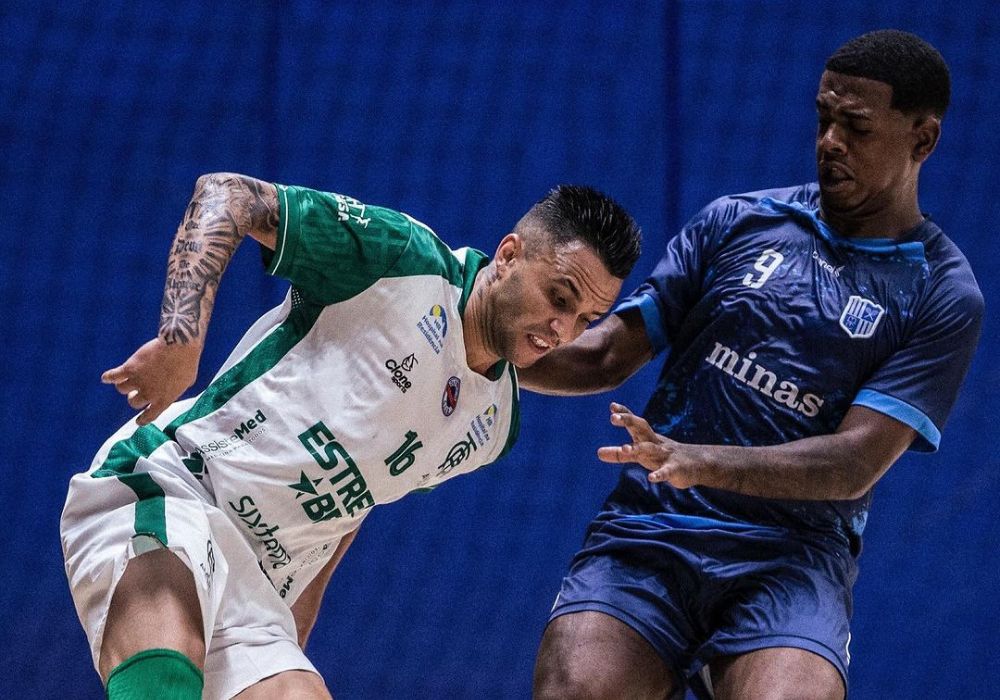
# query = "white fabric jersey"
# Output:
<box><xmin>82</xmin><ymin>185</ymin><xmax>520</xmax><ymax>606</ymax></box>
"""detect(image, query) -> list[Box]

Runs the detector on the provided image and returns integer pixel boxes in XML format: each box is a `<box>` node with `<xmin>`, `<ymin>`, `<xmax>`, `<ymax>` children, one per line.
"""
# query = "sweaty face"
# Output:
<box><xmin>490</xmin><ymin>239</ymin><xmax>621</xmax><ymax>368</ymax></box>
<box><xmin>815</xmin><ymin>70</ymin><xmax>923</xmax><ymax>226</ymax></box>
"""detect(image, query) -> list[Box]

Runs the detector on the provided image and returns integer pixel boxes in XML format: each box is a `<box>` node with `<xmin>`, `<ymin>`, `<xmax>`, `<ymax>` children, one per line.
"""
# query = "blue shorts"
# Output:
<box><xmin>548</xmin><ymin>496</ymin><xmax>857</xmax><ymax>697</ymax></box>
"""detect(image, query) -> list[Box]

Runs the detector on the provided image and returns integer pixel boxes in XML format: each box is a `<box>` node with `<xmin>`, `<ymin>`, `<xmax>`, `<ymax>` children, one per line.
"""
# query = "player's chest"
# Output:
<box><xmin>696</xmin><ymin>230</ymin><xmax>929</xmax><ymax>358</ymax></box>
<box><xmin>278</xmin><ymin>293</ymin><xmax>510</xmax><ymax>472</ymax></box>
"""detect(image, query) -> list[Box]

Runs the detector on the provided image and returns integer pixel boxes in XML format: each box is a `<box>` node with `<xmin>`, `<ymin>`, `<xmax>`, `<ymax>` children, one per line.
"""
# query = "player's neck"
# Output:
<box><xmin>821</xmin><ymin>200</ymin><xmax>924</xmax><ymax>239</ymax></box>
<box><xmin>463</xmin><ymin>266</ymin><xmax>502</xmax><ymax>376</ymax></box>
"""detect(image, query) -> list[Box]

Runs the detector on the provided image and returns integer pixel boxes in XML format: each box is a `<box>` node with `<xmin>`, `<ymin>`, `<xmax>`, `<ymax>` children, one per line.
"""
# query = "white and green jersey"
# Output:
<box><xmin>89</xmin><ymin>185</ymin><xmax>520</xmax><ymax>604</ymax></box>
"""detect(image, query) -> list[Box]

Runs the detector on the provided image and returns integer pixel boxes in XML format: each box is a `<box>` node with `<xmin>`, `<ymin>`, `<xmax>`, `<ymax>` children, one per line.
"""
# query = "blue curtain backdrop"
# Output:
<box><xmin>2</xmin><ymin>1</ymin><xmax>997</xmax><ymax>697</ymax></box>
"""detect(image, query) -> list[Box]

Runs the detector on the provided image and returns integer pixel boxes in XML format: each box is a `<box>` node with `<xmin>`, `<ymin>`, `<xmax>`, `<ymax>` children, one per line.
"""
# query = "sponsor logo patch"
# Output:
<box><xmin>703</xmin><ymin>342</ymin><xmax>825</xmax><ymax>418</ymax></box>
<box><xmin>227</xmin><ymin>495</ymin><xmax>292</xmax><ymax>569</ymax></box>
<box><xmin>839</xmin><ymin>295</ymin><xmax>884</xmax><ymax>339</ymax></box>
<box><xmin>417</xmin><ymin>305</ymin><xmax>449</xmax><ymax>353</ymax></box>
<box><xmin>385</xmin><ymin>353</ymin><xmax>418</xmax><ymax>393</ymax></box>
<box><xmin>194</xmin><ymin>409</ymin><xmax>269</xmax><ymax>462</ymax></box>
<box><xmin>441</xmin><ymin>376</ymin><xmax>461</xmax><ymax>416</ymax></box>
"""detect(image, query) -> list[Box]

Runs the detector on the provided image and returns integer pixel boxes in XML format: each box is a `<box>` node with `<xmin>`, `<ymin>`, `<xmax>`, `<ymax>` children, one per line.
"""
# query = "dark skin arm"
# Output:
<box><xmin>599</xmin><ymin>402</ymin><xmax>916</xmax><ymax>500</ymax></box>
<box><xmin>517</xmin><ymin>310</ymin><xmax>653</xmax><ymax>395</ymax></box>
<box><xmin>521</xmin><ymin>303</ymin><xmax>914</xmax><ymax>499</ymax></box>
<box><xmin>101</xmin><ymin>173</ymin><xmax>279</xmax><ymax>425</ymax></box>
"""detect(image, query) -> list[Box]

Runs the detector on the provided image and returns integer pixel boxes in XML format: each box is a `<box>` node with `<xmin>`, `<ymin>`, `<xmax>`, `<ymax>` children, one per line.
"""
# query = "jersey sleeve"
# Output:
<box><xmin>852</xmin><ymin>274</ymin><xmax>983</xmax><ymax>452</ymax></box>
<box><xmin>613</xmin><ymin>196</ymin><xmax>741</xmax><ymax>354</ymax></box>
<box><xmin>265</xmin><ymin>184</ymin><xmax>413</xmax><ymax>305</ymax></box>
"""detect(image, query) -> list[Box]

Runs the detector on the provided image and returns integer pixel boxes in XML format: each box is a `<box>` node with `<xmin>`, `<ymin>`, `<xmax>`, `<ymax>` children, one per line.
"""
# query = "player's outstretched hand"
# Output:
<box><xmin>597</xmin><ymin>402</ymin><xmax>698</xmax><ymax>488</ymax></box>
<box><xmin>101</xmin><ymin>338</ymin><xmax>201</xmax><ymax>426</ymax></box>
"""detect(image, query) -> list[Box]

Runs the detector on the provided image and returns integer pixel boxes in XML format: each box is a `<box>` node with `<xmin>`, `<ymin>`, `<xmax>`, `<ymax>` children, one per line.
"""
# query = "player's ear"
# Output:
<box><xmin>494</xmin><ymin>233</ymin><xmax>522</xmax><ymax>274</ymax></box>
<box><xmin>912</xmin><ymin>114</ymin><xmax>941</xmax><ymax>163</ymax></box>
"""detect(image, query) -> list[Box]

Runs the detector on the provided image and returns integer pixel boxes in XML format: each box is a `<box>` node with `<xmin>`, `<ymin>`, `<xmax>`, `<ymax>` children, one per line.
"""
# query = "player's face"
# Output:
<box><xmin>815</xmin><ymin>70</ymin><xmax>929</xmax><ymax>226</ymax></box>
<box><xmin>491</xmin><ymin>236</ymin><xmax>621</xmax><ymax>368</ymax></box>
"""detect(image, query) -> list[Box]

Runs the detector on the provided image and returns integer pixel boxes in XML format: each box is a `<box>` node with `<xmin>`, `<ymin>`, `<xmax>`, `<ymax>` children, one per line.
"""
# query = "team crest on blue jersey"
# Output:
<box><xmin>417</xmin><ymin>304</ymin><xmax>448</xmax><ymax>353</ymax></box>
<box><xmin>441</xmin><ymin>376</ymin><xmax>461</xmax><ymax>416</ymax></box>
<box><xmin>839</xmin><ymin>295</ymin><xmax>884</xmax><ymax>339</ymax></box>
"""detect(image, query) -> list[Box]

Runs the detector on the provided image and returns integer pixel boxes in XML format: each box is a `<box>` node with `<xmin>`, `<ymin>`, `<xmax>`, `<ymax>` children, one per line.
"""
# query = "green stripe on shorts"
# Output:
<box><xmin>117</xmin><ymin>472</ymin><xmax>168</xmax><ymax>544</ymax></box>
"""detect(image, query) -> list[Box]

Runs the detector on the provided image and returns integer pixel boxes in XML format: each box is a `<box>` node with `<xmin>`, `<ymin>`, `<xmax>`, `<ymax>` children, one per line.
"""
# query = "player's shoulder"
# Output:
<box><xmin>693</xmin><ymin>183</ymin><xmax>818</xmax><ymax>228</ymax></box>
<box><xmin>376</xmin><ymin>208</ymin><xmax>475</xmax><ymax>288</ymax></box>
<box><xmin>914</xmin><ymin>219</ymin><xmax>984</xmax><ymax>320</ymax></box>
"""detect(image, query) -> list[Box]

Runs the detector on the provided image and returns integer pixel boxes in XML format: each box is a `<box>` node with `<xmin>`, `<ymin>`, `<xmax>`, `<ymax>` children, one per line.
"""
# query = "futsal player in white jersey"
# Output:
<box><xmin>60</xmin><ymin>174</ymin><xmax>641</xmax><ymax>699</ymax></box>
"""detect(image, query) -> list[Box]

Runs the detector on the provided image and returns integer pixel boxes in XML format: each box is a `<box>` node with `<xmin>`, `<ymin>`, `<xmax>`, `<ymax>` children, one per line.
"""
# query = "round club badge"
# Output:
<box><xmin>441</xmin><ymin>376</ymin><xmax>461</xmax><ymax>416</ymax></box>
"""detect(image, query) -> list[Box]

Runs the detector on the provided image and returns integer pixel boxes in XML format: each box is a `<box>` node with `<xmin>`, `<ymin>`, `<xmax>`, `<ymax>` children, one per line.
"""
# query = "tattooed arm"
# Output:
<box><xmin>102</xmin><ymin>173</ymin><xmax>280</xmax><ymax>425</ymax></box>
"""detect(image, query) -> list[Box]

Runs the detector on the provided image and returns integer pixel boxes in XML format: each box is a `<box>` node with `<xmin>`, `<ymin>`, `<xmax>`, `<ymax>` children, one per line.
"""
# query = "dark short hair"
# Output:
<box><xmin>527</xmin><ymin>185</ymin><xmax>641</xmax><ymax>279</ymax></box>
<box><xmin>825</xmin><ymin>29</ymin><xmax>950</xmax><ymax>117</ymax></box>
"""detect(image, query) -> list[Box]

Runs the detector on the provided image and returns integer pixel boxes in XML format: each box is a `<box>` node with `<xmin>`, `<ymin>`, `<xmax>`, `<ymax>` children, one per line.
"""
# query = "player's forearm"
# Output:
<box><xmin>520</xmin><ymin>317</ymin><xmax>649</xmax><ymax>395</ymax></box>
<box><xmin>157</xmin><ymin>173</ymin><xmax>278</xmax><ymax>347</ymax></box>
<box><xmin>519</xmin><ymin>344</ymin><xmax>620</xmax><ymax>395</ymax></box>
<box><xmin>687</xmin><ymin>434</ymin><xmax>875</xmax><ymax>501</ymax></box>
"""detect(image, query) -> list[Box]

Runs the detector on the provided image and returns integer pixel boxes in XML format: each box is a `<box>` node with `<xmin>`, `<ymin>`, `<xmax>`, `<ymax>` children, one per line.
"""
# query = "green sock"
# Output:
<box><xmin>105</xmin><ymin>648</ymin><xmax>204</xmax><ymax>699</ymax></box>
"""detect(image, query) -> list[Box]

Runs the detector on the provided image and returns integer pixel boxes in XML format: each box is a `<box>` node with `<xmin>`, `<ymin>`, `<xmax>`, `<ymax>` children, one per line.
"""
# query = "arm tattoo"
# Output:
<box><xmin>159</xmin><ymin>174</ymin><xmax>279</xmax><ymax>345</ymax></box>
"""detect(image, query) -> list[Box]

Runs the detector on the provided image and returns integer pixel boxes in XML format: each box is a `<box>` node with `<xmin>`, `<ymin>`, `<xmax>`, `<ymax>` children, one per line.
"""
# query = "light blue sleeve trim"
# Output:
<box><xmin>614</xmin><ymin>293</ymin><xmax>667</xmax><ymax>355</ymax></box>
<box><xmin>852</xmin><ymin>388</ymin><xmax>940</xmax><ymax>452</ymax></box>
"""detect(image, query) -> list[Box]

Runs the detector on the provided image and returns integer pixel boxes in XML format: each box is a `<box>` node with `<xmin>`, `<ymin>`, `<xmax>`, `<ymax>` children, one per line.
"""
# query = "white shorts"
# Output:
<box><xmin>60</xmin><ymin>423</ymin><xmax>318</xmax><ymax>700</ymax></box>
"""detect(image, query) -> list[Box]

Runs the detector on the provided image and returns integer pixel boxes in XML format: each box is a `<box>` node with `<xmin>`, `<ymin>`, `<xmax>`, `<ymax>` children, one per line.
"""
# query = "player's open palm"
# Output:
<box><xmin>598</xmin><ymin>402</ymin><xmax>698</xmax><ymax>488</ymax></box>
<box><xmin>101</xmin><ymin>337</ymin><xmax>201</xmax><ymax>426</ymax></box>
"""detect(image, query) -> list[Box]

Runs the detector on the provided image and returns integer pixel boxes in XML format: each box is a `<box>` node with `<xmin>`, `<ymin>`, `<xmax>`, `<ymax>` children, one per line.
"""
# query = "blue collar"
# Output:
<box><xmin>760</xmin><ymin>197</ymin><xmax>927</xmax><ymax>263</ymax></box>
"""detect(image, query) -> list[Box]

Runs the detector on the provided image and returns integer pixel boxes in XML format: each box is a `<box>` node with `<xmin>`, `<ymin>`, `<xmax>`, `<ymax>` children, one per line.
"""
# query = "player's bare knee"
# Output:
<box><xmin>534</xmin><ymin>621</ymin><xmax>664</xmax><ymax>700</ymax></box>
<box><xmin>533</xmin><ymin>662</ymin><xmax>617</xmax><ymax>700</ymax></box>
<box><xmin>719</xmin><ymin>686</ymin><xmax>843</xmax><ymax>700</ymax></box>
<box><xmin>711</xmin><ymin>651</ymin><xmax>844</xmax><ymax>700</ymax></box>
<box><xmin>99</xmin><ymin>547</ymin><xmax>205</xmax><ymax>680</ymax></box>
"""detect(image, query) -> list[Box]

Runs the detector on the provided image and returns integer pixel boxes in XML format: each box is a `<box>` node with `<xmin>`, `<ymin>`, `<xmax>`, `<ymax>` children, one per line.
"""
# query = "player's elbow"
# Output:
<box><xmin>841</xmin><ymin>478</ymin><xmax>873</xmax><ymax>501</ymax></box>
<box><xmin>559</xmin><ymin>344</ymin><xmax>633</xmax><ymax>393</ymax></box>
<box><xmin>840</xmin><ymin>459</ymin><xmax>888</xmax><ymax>500</ymax></box>
<box><xmin>596</xmin><ymin>351</ymin><xmax>635</xmax><ymax>390</ymax></box>
<box><xmin>194</xmin><ymin>172</ymin><xmax>222</xmax><ymax>191</ymax></box>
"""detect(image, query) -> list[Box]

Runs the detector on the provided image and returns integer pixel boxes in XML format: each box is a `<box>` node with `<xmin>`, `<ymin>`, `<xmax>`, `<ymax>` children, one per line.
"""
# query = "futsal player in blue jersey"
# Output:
<box><xmin>524</xmin><ymin>30</ymin><xmax>983</xmax><ymax>699</ymax></box>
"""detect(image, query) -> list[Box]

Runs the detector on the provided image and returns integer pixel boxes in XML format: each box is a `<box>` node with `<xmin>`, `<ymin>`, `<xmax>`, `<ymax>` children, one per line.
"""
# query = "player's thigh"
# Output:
<box><xmin>98</xmin><ymin>547</ymin><xmax>206</xmax><ymax>681</ymax></box>
<box><xmin>233</xmin><ymin>669</ymin><xmax>332</xmax><ymax>699</ymax></box>
<box><xmin>534</xmin><ymin>611</ymin><xmax>681</xmax><ymax>700</ymax></box>
<box><xmin>710</xmin><ymin>647</ymin><xmax>844</xmax><ymax>700</ymax></box>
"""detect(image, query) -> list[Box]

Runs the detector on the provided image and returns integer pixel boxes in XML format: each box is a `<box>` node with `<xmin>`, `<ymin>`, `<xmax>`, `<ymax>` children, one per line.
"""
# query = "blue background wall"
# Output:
<box><xmin>1</xmin><ymin>1</ymin><xmax>997</xmax><ymax>697</ymax></box>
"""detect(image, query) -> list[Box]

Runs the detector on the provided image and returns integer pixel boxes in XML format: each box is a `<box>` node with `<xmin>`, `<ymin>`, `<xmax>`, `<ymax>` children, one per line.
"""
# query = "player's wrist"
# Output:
<box><xmin>155</xmin><ymin>331</ymin><xmax>205</xmax><ymax>351</ymax></box>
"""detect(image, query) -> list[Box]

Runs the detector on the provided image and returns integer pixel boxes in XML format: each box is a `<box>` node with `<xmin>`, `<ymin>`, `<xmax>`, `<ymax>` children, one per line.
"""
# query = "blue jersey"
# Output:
<box><xmin>617</xmin><ymin>183</ymin><xmax>983</xmax><ymax>552</ymax></box>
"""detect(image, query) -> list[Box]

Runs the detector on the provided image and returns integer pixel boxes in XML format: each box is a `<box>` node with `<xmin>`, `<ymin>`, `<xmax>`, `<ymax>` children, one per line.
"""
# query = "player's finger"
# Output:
<box><xmin>609</xmin><ymin>402</ymin><xmax>635</xmax><ymax>416</ymax></box>
<box><xmin>136</xmin><ymin>402</ymin><xmax>164</xmax><ymax>426</ymax></box>
<box><xmin>111</xmin><ymin>378</ymin><xmax>141</xmax><ymax>396</ymax></box>
<box><xmin>127</xmin><ymin>389</ymin><xmax>150</xmax><ymax>410</ymax></box>
<box><xmin>597</xmin><ymin>444</ymin><xmax>635</xmax><ymax>463</ymax></box>
<box><xmin>101</xmin><ymin>365</ymin><xmax>129</xmax><ymax>384</ymax></box>
<box><xmin>597</xmin><ymin>442</ymin><xmax>650</xmax><ymax>463</ymax></box>
<box><xmin>648</xmin><ymin>468</ymin><xmax>670</xmax><ymax>483</ymax></box>
<box><xmin>599</xmin><ymin>442</ymin><xmax>663</xmax><ymax>467</ymax></box>
<box><xmin>609</xmin><ymin>410</ymin><xmax>657</xmax><ymax>441</ymax></box>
